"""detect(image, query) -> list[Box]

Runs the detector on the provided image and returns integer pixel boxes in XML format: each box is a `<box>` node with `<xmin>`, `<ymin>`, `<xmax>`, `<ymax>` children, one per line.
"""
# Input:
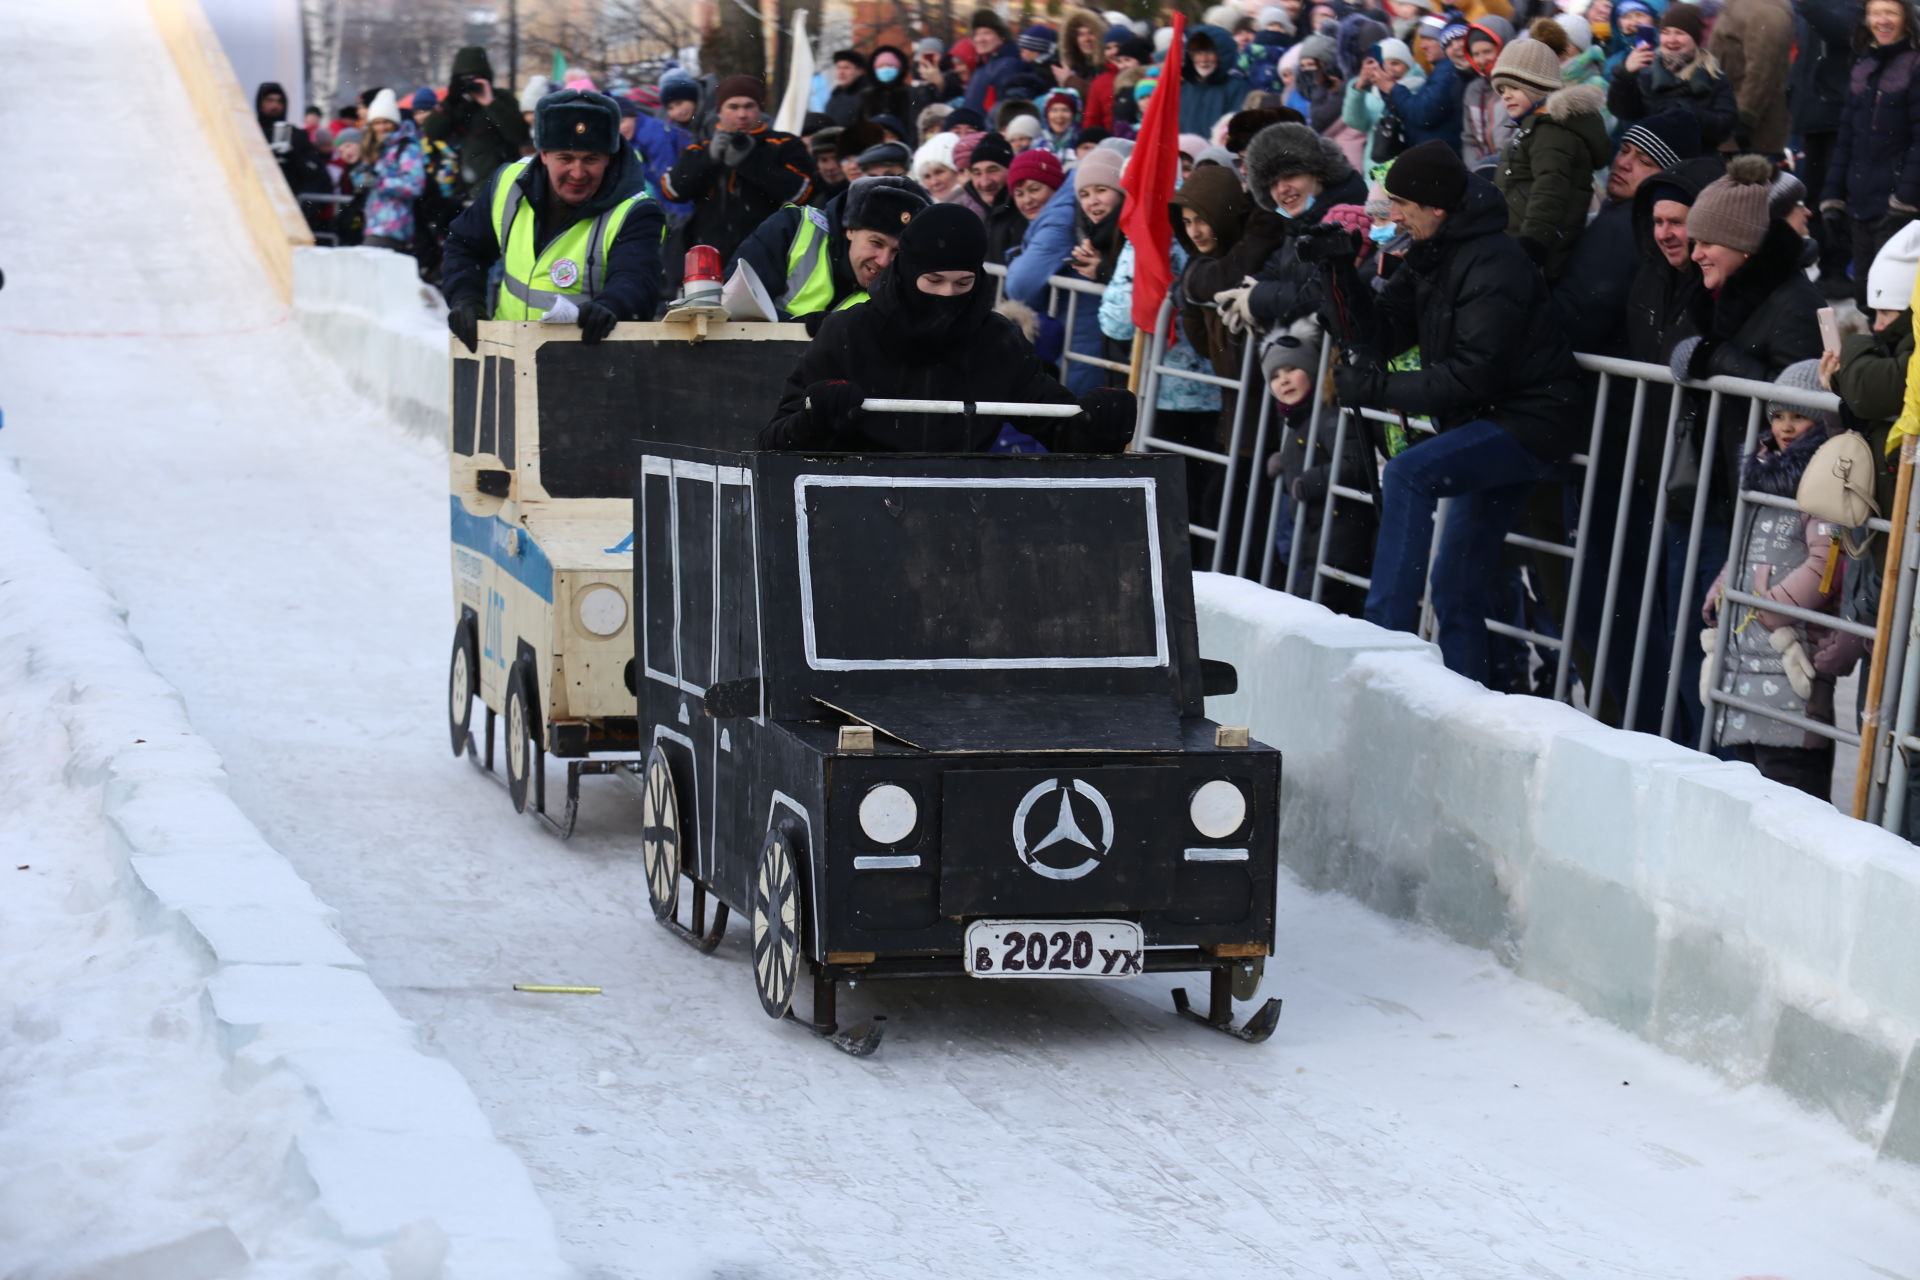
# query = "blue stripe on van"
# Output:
<box><xmin>450</xmin><ymin>497</ymin><xmax>555</xmax><ymax>604</ymax></box>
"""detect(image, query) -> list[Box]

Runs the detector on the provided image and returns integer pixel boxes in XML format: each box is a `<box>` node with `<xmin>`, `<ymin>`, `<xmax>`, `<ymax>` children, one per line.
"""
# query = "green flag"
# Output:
<box><xmin>551</xmin><ymin>51</ymin><xmax>566</xmax><ymax>85</ymax></box>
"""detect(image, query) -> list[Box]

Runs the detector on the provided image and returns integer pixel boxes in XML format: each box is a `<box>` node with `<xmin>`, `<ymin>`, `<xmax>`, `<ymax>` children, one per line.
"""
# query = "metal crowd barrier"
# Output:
<box><xmin>996</xmin><ymin>268</ymin><xmax>1912</xmax><ymax>831</ymax></box>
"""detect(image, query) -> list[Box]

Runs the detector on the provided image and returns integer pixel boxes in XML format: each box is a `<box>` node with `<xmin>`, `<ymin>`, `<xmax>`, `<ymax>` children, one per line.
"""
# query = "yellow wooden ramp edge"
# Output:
<box><xmin>145</xmin><ymin>0</ymin><xmax>314</xmax><ymax>305</ymax></box>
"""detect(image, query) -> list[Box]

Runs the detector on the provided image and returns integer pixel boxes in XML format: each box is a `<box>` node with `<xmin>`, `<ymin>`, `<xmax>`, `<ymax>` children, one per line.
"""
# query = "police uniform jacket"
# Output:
<box><xmin>440</xmin><ymin>145</ymin><xmax>666</xmax><ymax>321</ymax></box>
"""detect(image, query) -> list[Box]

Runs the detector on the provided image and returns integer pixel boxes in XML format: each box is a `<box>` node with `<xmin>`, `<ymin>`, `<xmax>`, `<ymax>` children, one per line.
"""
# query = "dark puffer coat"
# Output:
<box><xmin>1825</xmin><ymin>2</ymin><xmax>1920</xmax><ymax>218</ymax></box>
<box><xmin>1619</xmin><ymin>156</ymin><xmax>1723</xmax><ymax>483</ymax></box>
<box><xmin>1607</xmin><ymin>52</ymin><xmax>1740</xmax><ymax>149</ymax></box>
<box><xmin>421</xmin><ymin>46</ymin><xmax>532</xmax><ymax>194</ymax></box>
<box><xmin>1344</xmin><ymin>175</ymin><xmax>1582</xmax><ymax>463</ymax></box>
<box><xmin>1625</xmin><ymin>157</ymin><xmax>1725</xmax><ymax>369</ymax></box>
<box><xmin>1238</xmin><ymin>124</ymin><xmax>1370</xmax><ymax>327</ymax></box>
<box><xmin>761</xmin><ymin>269</ymin><xmax>1099</xmax><ymax>452</ymax></box>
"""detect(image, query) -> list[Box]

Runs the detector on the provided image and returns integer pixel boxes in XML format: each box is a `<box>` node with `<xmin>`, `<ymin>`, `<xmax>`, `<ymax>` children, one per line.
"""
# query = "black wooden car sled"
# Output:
<box><xmin>632</xmin><ymin>406</ymin><xmax>1284</xmax><ymax>1055</ymax></box>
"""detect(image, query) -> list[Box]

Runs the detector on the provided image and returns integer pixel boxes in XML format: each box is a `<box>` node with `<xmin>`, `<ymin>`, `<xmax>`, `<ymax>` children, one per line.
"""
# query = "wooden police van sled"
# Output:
<box><xmin>445</xmin><ymin>318</ymin><xmax>810</xmax><ymax>836</ymax></box>
<box><xmin>633</xmin><ymin>423</ymin><xmax>1284</xmax><ymax>1055</ymax></box>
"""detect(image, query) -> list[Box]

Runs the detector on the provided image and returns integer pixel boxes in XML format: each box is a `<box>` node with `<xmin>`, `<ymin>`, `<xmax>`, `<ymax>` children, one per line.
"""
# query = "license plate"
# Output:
<box><xmin>964</xmin><ymin>919</ymin><xmax>1143</xmax><ymax>979</ymax></box>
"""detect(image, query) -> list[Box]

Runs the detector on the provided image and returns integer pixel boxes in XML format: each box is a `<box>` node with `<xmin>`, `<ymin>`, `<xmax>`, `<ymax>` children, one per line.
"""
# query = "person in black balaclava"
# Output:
<box><xmin>256</xmin><ymin>81</ymin><xmax>332</xmax><ymax>229</ymax></box>
<box><xmin>761</xmin><ymin>203</ymin><xmax>1136</xmax><ymax>451</ymax></box>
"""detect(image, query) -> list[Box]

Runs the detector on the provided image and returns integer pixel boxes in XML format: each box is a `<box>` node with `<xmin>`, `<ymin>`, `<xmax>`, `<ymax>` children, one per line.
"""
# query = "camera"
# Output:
<box><xmin>450</xmin><ymin>74</ymin><xmax>482</xmax><ymax>99</ymax></box>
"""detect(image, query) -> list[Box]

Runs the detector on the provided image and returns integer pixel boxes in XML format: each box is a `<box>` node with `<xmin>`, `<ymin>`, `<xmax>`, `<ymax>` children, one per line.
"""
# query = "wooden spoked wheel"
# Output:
<box><xmin>640</xmin><ymin>745</ymin><xmax>681</xmax><ymax>922</ymax></box>
<box><xmin>751</xmin><ymin>828</ymin><xmax>802</xmax><ymax>1019</ymax></box>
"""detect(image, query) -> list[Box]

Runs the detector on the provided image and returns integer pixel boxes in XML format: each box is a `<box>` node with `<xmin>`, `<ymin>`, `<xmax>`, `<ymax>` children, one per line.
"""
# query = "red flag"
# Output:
<box><xmin>1118</xmin><ymin>11</ymin><xmax>1186</xmax><ymax>335</ymax></box>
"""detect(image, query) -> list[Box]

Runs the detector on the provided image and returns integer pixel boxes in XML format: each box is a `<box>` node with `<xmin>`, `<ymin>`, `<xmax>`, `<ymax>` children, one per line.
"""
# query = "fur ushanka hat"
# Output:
<box><xmin>1243</xmin><ymin>122</ymin><xmax>1355</xmax><ymax>211</ymax></box>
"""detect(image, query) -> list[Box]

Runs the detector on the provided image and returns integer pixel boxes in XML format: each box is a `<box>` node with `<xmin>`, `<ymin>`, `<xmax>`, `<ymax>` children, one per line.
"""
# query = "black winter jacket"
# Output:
<box><xmin>1344</xmin><ymin>176</ymin><xmax>1582</xmax><ymax>463</ymax></box>
<box><xmin>1826</xmin><ymin>17</ymin><xmax>1920</xmax><ymax>217</ymax></box>
<box><xmin>761</xmin><ymin>269</ymin><xmax>1104</xmax><ymax>452</ymax></box>
<box><xmin>1618</xmin><ymin>157</ymin><xmax>1721</xmax><ymax>485</ymax></box>
<box><xmin>665</xmin><ymin>124</ymin><xmax>816</xmax><ymax>266</ymax></box>
<box><xmin>440</xmin><ymin>149</ymin><xmax>666</xmax><ymax>321</ymax></box>
<box><xmin>1606</xmin><ymin>54</ymin><xmax>1740</xmax><ymax>149</ymax></box>
<box><xmin>1551</xmin><ymin>197</ymin><xmax>1636</xmax><ymax>355</ymax></box>
<box><xmin>1245</xmin><ymin>168</ymin><xmax>1369</xmax><ymax>326</ymax></box>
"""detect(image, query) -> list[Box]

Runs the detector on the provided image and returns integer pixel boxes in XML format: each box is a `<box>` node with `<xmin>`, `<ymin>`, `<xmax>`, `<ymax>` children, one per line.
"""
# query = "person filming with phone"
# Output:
<box><xmin>421</xmin><ymin>46</ymin><xmax>532</xmax><ymax>202</ymax></box>
<box><xmin>255</xmin><ymin>82</ymin><xmax>332</xmax><ymax>231</ymax></box>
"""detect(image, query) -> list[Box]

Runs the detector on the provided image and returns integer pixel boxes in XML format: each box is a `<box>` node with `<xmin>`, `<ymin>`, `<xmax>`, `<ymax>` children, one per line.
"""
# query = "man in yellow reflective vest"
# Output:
<box><xmin>727</xmin><ymin>175</ymin><xmax>930</xmax><ymax>324</ymax></box>
<box><xmin>441</xmin><ymin>88</ymin><xmax>665</xmax><ymax>349</ymax></box>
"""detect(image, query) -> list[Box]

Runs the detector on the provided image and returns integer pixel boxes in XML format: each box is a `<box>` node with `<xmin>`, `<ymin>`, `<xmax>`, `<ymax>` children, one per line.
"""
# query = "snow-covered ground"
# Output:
<box><xmin>8</xmin><ymin>3</ymin><xmax>1920</xmax><ymax>1278</ymax></box>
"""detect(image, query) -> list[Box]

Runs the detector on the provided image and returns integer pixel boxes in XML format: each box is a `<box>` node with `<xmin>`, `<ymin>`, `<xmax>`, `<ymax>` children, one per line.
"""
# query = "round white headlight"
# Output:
<box><xmin>1189</xmin><ymin>779</ymin><xmax>1247</xmax><ymax>840</ymax></box>
<box><xmin>858</xmin><ymin>784</ymin><xmax>918</xmax><ymax>845</ymax></box>
<box><xmin>576</xmin><ymin>584</ymin><xmax>628</xmax><ymax>637</ymax></box>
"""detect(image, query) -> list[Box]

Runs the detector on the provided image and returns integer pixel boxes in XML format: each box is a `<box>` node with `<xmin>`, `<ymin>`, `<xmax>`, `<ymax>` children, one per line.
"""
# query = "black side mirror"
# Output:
<box><xmin>476</xmin><ymin>469</ymin><xmax>512</xmax><ymax>498</ymax></box>
<box><xmin>1201</xmin><ymin>658</ymin><xmax>1238</xmax><ymax>697</ymax></box>
<box><xmin>704</xmin><ymin>676</ymin><xmax>762</xmax><ymax>719</ymax></box>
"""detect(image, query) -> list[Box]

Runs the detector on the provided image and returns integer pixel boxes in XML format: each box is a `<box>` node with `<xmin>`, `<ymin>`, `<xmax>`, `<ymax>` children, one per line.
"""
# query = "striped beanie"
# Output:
<box><xmin>1619</xmin><ymin>107</ymin><xmax>1702</xmax><ymax>173</ymax></box>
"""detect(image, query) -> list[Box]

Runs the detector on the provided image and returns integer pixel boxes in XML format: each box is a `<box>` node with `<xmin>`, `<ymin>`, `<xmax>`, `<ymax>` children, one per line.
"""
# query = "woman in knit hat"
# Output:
<box><xmin>1700</xmin><ymin>357</ymin><xmax>1853</xmax><ymax>797</ymax></box>
<box><xmin>1662</xmin><ymin>155</ymin><xmax>1825</xmax><ymax>738</ymax></box>
<box><xmin>1007</xmin><ymin>147</ymin><xmax>1067</xmax><ymax>221</ymax></box>
<box><xmin>912</xmin><ymin>131</ymin><xmax>964</xmax><ymax>201</ymax></box>
<box><xmin>1607</xmin><ymin>1</ymin><xmax>1739</xmax><ymax>148</ymax></box>
<box><xmin>1067</xmin><ymin>144</ymin><xmax>1128</xmax><ymax>284</ymax></box>
<box><xmin>1489</xmin><ymin>33</ymin><xmax>1611</xmax><ymax>278</ymax></box>
<box><xmin>762</xmin><ymin>204</ymin><xmax>1135</xmax><ymax>452</ymax></box>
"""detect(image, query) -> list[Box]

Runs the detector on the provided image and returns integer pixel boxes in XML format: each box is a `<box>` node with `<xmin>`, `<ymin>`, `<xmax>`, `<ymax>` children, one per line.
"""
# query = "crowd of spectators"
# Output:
<box><xmin>258</xmin><ymin>0</ymin><xmax>1920</xmax><ymax>799</ymax></box>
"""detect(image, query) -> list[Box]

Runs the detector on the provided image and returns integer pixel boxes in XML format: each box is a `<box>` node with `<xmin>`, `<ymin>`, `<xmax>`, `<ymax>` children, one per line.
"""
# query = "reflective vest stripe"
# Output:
<box><xmin>488</xmin><ymin>158</ymin><xmax>649</xmax><ymax>320</ymax></box>
<box><xmin>782</xmin><ymin>207</ymin><xmax>834</xmax><ymax>316</ymax></box>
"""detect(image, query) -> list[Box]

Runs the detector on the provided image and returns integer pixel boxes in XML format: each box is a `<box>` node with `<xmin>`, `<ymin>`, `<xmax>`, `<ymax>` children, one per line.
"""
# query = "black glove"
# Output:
<box><xmin>447</xmin><ymin>299</ymin><xmax>479</xmax><ymax>352</ymax></box>
<box><xmin>665</xmin><ymin>145</ymin><xmax>715</xmax><ymax>198</ymax></box>
<box><xmin>577</xmin><ymin>299</ymin><xmax>618</xmax><ymax>344</ymax></box>
<box><xmin>803</xmin><ymin>380</ymin><xmax>866</xmax><ymax>435</ymax></box>
<box><xmin>1291</xmin><ymin>464</ymin><xmax>1331</xmax><ymax>505</ymax></box>
<box><xmin>1078</xmin><ymin>387</ymin><xmax>1138</xmax><ymax>451</ymax></box>
<box><xmin>1332</xmin><ymin>362</ymin><xmax>1383</xmax><ymax>409</ymax></box>
<box><xmin>1516</xmin><ymin>236</ymin><xmax>1548</xmax><ymax>267</ymax></box>
<box><xmin>1295</xmin><ymin>222</ymin><xmax>1358</xmax><ymax>264</ymax></box>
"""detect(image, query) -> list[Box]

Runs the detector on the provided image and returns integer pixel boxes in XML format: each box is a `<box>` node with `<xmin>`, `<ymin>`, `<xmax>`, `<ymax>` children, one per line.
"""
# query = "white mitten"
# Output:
<box><xmin>539</xmin><ymin>295</ymin><xmax>581</xmax><ymax>325</ymax></box>
<box><xmin>1698</xmin><ymin>627</ymin><xmax>1720</xmax><ymax>708</ymax></box>
<box><xmin>1769</xmin><ymin>626</ymin><xmax>1815</xmax><ymax>700</ymax></box>
<box><xmin>1214</xmin><ymin>282</ymin><xmax>1255</xmax><ymax>334</ymax></box>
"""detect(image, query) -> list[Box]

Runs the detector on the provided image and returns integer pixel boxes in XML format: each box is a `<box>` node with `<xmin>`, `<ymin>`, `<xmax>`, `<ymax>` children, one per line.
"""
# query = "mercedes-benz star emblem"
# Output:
<box><xmin>1011</xmin><ymin>778</ymin><xmax>1115</xmax><ymax>880</ymax></box>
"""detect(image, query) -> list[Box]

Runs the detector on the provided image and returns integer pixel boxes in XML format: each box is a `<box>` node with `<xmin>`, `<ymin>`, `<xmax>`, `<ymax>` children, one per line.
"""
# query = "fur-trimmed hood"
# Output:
<box><xmin>1245</xmin><ymin>121</ymin><xmax>1356</xmax><ymax>211</ymax></box>
<box><xmin>1540</xmin><ymin>82</ymin><xmax>1606</xmax><ymax>122</ymax></box>
<box><xmin>1059</xmin><ymin>7</ymin><xmax>1109</xmax><ymax>77</ymax></box>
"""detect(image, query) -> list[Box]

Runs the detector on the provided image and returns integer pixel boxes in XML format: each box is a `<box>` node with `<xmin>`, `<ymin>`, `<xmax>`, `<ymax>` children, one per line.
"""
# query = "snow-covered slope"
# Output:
<box><xmin>8</xmin><ymin>2</ymin><xmax>1920</xmax><ymax>1278</ymax></box>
